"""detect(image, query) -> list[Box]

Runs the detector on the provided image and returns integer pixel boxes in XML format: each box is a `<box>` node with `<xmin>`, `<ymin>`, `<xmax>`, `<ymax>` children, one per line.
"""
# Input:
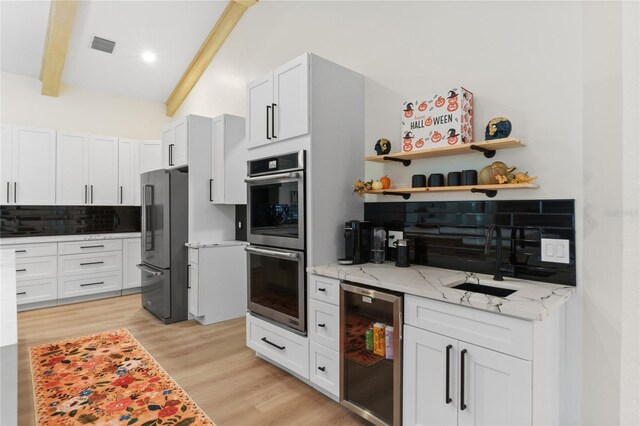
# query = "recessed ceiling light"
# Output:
<box><xmin>142</xmin><ymin>51</ymin><xmax>156</xmax><ymax>63</ymax></box>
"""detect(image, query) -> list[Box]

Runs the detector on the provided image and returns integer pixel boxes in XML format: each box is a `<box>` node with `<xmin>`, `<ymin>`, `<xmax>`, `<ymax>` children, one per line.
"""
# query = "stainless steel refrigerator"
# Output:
<box><xmin>137</xmin><ymin>169</ymin><xmax>188</xmax><ymax>324</ymax></box>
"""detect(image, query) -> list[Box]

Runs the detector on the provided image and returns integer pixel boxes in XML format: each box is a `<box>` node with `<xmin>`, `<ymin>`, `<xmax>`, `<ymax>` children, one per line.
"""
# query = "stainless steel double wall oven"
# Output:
<box><xmin>245</xmin><ymin>151</ymin><xmax>306</xmax><ymax>333</ymax></box>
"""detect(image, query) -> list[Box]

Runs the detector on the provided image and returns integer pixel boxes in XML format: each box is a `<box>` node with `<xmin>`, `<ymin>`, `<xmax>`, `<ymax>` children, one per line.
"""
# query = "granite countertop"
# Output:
<box><xmin>185</xmin><ymin>241</ymin><xmax>248</xmax><ymax>248</ymax></box>
<box><xmin>0</xmin><ymin>232</ymin><xmax>141</xmax><ymax>245</ymax></box>
<box><xmin>307</xmin><ymin>262</ymin><xmax>575</xmax><ymax>321</ymax></box>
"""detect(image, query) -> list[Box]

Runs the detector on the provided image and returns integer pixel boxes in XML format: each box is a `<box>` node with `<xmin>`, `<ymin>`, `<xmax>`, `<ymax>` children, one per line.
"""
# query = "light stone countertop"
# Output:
<box><xmin>0</xmin><ymin>232</ymin><xmax>141</xmax><ymax>245</ymax></box>
<box><xmin>307</xmin><ymin>262</ymin><xmax>575</xmax><ymax>321</ymax></box>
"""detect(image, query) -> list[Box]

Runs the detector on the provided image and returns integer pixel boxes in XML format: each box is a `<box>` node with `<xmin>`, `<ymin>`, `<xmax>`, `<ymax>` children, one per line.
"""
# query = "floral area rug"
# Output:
<box><xmin>29</xmin><ymin>328</ymin><xmax>214</xmax><ymax>426</ymax></box>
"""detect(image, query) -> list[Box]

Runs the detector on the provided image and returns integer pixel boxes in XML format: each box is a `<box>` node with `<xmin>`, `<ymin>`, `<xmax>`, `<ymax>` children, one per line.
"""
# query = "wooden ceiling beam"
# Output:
<box><xmin>165</xmin><ymin>0</ymin><xmax>257</xmax><ymax>117</ymax></box>
<box><xmin>40</xmin><ymin>0</ymin><xmax>78</xmax><ymax>97</ymax></box>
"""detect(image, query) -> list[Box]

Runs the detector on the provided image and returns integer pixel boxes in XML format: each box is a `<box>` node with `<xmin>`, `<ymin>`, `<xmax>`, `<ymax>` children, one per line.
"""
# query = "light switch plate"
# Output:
<box><xmin>541</xmin><ymin>238</ymin><xmax>570</xmax><ymax>264</ymax></box>
<box><xmin>388</xmin><ymin>230</ymin><xmax>403</xmax><ymax>246</ymax></box>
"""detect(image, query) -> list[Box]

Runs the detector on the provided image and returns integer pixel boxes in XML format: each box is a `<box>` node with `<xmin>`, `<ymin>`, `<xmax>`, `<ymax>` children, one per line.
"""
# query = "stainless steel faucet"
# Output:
<box><xmin>484</xmin><ymin>224</ymin><xmax>504</xmax><ymax>281</ymax></box>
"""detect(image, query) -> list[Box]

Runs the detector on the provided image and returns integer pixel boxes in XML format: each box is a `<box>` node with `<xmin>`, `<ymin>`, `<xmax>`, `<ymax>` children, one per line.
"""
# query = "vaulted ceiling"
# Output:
<box><xmin>1</xmin><ymin>0</ymin><xmax>229</xmax><ymax>102</ymax></box>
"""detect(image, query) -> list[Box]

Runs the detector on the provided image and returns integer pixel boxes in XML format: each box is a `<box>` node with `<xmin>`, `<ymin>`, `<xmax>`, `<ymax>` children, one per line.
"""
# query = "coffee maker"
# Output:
<box><xmin>343</xmin><ymin>220</ymin><xmax>374</xmax><ymax>264</ymax></box>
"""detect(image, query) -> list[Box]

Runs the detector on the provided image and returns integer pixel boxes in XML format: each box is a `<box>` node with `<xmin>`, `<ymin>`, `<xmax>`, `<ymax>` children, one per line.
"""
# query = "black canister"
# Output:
<box><xmin>394</xmin><ymin>239</ymin><xmax>410</xmax><ymax>267</ymax></box>
<box><xmin>428</xmin><ymin>173</ymin><xmax>445</xmax><ymax>187</ymax></box>
<box><xmin>447</xmin><ymin>171</ymin><xmax>461</xmax><ymax>186</ymax></box>
<box><xmin>461</xmin><ymin>169</ymin><xmax>478</xmax><ymax>186</ymax></box>
<box><xmin>411</xmin><ymin>174</ymin><xmax>427</xmax><ymax>188</ymax></box>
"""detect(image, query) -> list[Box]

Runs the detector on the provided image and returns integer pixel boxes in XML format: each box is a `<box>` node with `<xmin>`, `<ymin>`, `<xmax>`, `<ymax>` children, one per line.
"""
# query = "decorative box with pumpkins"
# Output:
<box><xmin>401</xmin><ymin>87</ymin><xmax>473</xmax><ymax>152</ymax></box>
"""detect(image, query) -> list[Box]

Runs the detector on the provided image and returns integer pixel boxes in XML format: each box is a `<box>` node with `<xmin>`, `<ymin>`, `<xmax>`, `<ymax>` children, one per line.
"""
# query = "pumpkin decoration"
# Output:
<box><xmin>372</xmin><ymin>180</ymin><xmax>383</xmax><ymax>190</ymax></box>
<box><xmin>485</xmin><ymin>117</ymin><xmax>512</xmax><ymax>140</ymax></box>
<box><xmin>447</xmin><ymin>102</ymin><xmax>459</xmax><ymax>112</ymax></box>
<box><xmin>353</xmin><ymin>179</ymin><xmax>373</xmax><ymax>198</ymax></box>
<box><xmin>380</xmin><ymin>175</ymin><xmax>391</xmax><ymax>189</ymax></box>
<box><xmin>403</xmin><ymin>103</ymin><xmax>414</xmax><ymax>118</ymax></box>
<box><xmin>435</xmin><ymin>97</ymin><xmax>445</xmax><ymax>108</ymax></box>
<box><xmin>374</xmin><ymin>138</ymin><xmax>391</xmax><ymax>155</ymax></box>
<box><xmin>479</xmin><ymin>161</ymin><xmax>516</xmax><ymax>184</ymax></box>
<box><xmin>509</xmin><ymin>172</ymin><xmax>537</xmax><ymax>184</ymax></box>
<box><xmin>431</xmin><ymin>131</ymin><xmax>442</xmax><ymax>143</ymax></box>
<box><xmin>424</xmin><ymin>117</ymin><xmax>433</xmax><ymax>126</ymax></box>
<box><xmin>418</xmin><ymin>101</ymin><xmax>428</xmax><ymax>111</ymax></box>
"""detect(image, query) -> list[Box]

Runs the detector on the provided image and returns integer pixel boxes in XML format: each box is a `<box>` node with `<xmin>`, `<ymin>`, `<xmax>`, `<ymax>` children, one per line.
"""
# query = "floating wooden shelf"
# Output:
<box><xmin>364</xmin><ymin>183</ymin><xmax>539</xmax><ymax>199</ymax></box>
<box><xmin>364</xmin><ymin>137</ymin><xmax>526</xmax><ymax>165</ymax></box>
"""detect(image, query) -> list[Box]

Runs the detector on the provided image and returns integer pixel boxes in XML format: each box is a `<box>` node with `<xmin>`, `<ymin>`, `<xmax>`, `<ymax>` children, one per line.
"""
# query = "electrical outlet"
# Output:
<box><xmin>388</xmin><ymin>230</ymin><xmax>403</xmax><ymax>246</ymax></box>
<box><xmin>541</xmin><ymin>238</ymin><xmax>570</xmax><ymax>264</ymax></box>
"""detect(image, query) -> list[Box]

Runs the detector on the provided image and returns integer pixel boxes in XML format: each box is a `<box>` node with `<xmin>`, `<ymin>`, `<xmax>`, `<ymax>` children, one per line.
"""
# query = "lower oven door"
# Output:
<box><xmin>245</xmin><ymin>245</ymin><xmax>306</xmax><ymax>334</ymax></box>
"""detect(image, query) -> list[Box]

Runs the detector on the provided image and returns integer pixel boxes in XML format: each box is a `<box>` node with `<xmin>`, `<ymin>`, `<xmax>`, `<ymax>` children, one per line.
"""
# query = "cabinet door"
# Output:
<box><xmin>56</xmin><ymin>132</ymin><xmax>89</xmax><ymax>205</ymax></box>
<box><xmin>138</xmin><ymin>140</ymin><xmax>161</xmax><ymax>206</ymax></box>
<box><xmin>188</xmin><ymin>262</ymin><xmax>199</xmax><ymax>316</ymax></box>
<box><xmin>118</xmin><ymin>138</ymin><xmax>137</xmax><ymax>205</ymax></box>
<box><xmin>88</xmin><ymin>135</ymin><xmax>118</xmax><ymax>205</ymax></box>
<box><xmin>273</xmin><ymin>54</ymin><xmax>309</xmax><ymax>142</ymax></box>
<box><xmin>172</xmin><ymin>118</ymin><xmax>188</xmax><ymax>168</ymax></box>
<box><xmin>1</xmin><ymin>123</ymin><xmax>13</xmax><ymax>205</ymax></box>
<box><xmin>403</xmin><ymin>325</ymin><xmax>458</xmax><ymax>426</ymax></box>
<box><xmin>458</xmin><ymin>342</ymin><xmax>532</xmax><ymax>426</ymax></box>
<box><xmin>161</xmin><ymin>124</ymin><xmax>174</xmax><ymax>169</ymax></box>
<box><xmin>211</xmin><ymin>115</ymin><xmax>225</xmax><ymax>204</ymax></box>
<box><xmin>223</xmin><ymin>116</ymin><xmax>247</xmax><ymax>205</ymax></box>
<box><xmin>123</xmin><ymin>238</ymin><xmax>142</xmax><ymax>289</ymax></box>
<box><xmin>246</xmin><ymin>72</ymin><xmax>273</xmax><ymax>148</ymax></box>
<box><xmin>12</xmin><ymin>125</ymin><xmax>57</xmax><ymax>205</ymax></box>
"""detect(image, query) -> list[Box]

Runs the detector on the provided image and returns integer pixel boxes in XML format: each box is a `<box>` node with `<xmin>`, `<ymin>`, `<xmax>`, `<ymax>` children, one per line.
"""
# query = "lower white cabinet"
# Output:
<box><xmin>309</xmin><ymin>341</ymin><xmax>339</xmax><ymax>397</ymax></box>
<box><xmin>246</xmin><ymin>313</ymin><xmax>309</xmax><ymax>380</ymax></box>
<box><xmin>403</xmin><ymin>325</ymin><xmax>532</xmax><ymax>426</ymax></box>
<box><xmin>403</xmin><ymin>294</ymin><xmax>563</xmax><ymax>426</ymax></box>
<box><xmin>122</xmin><ymin>238</ymin><xmax>141</xmax><ymax>290</ymax></box>
<box><xmin>187</xmin><ymin>243</ymin><xmax>247</xmax><ymax>324</ymax></box>
<box><xmin>58</xmin><ymin>272</ymin><xmax>122</xmax><ymax>298</ymax></box>
<box><xmin>308</xmin><ymin>298</ymin><xmax>339</xmax><ymax>351</ymax></box>
<box><xmin>16</xmin><ymin>278</ymin><xmax>57</xmax><ymax>305</ymax></box>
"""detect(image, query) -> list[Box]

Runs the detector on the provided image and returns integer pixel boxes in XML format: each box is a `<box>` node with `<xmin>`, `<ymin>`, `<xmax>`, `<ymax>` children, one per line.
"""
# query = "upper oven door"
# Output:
<box><xmin>246</xmin><ymin>171</ymin><xmax>305</xmax><ymax>250</ymax></box>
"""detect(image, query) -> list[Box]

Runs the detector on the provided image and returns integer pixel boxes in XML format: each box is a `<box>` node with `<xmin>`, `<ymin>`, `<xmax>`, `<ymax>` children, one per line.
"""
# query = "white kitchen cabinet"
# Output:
<box><xmin>2</xmin><ymin>125</ymin><xmax>57</xmax><ymax>205</ymax></box>
<box><xmin>89</xmin><ymin>135</ymin><xmax>119</xmax><ymax>205</ymax></box>
<box><xmin>118</xmin><ymin>138</ymin><xmax>138</xmax><ymax>205</ymax></box>
<box><xmin>122</xmin><ymin>237</ymin><xmax>141</xmax><ymax>290</ymax></box>
<box><xmin>187</xmin><ymin>243</ymin><xmax>246</xmax><ymax>325</ymax></box>
<box><xmin>56</xmin><ymin>132</ymin><xmax>89</xmax><ymax>205</ymax></box>
<box><xmin>137</xmin><ymin>140</ymin><xmax>162</xmax><ymax>206</ymax></box>
<box><xmin>246</xmin><ymin>54</ymin><xmax>309</xmax><ymax>148</ymax></box>
<box><xmin>404</xmin><ymin>294</ymin><xmax>563</xmax><ymax>426</ymax></box>
<box><xmin>211</xmin><ymin>114</ymin><xmax>246</xmax><ymax>204</ymax></box>
<box><xmin>162</xmin><ymin>117</ymin><xmax>188</xmax><ymax>169</ymax></box>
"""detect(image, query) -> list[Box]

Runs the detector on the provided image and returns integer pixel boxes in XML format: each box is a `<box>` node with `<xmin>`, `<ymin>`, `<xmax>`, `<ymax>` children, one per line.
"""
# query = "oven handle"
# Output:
<box><xmin>245</xmin><ymin>246</ymin><xmax>300</xmax><ymax>260</ymax></box>
<box><xmin>244</xmin><ymin>171</ymin><xmax>302</xmax><ymax>183</ymax></box>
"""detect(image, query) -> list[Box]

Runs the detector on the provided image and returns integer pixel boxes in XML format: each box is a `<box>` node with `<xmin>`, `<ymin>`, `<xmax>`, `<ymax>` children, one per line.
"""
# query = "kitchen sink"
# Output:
<box><xmin>451</xmin><ymin>282</ymin><xmax>517</xmax><ymax>297</ymax></box>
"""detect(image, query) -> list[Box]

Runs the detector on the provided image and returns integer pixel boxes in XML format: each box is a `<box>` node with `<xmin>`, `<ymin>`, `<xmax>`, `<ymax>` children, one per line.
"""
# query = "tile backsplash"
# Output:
<box><xmin>365</xmin><ymin>199</ymin><xmax>576</xmax><ymax>286</ymax></box>
<box><xmin>1</xmin><ymin>205</ymin><xmax>140</xmax><ymax>238</ymax></box>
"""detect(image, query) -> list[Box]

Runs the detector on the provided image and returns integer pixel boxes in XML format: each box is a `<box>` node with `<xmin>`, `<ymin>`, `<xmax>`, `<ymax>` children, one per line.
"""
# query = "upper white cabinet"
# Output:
<box><xmin>137</xmin><ymin>140</ymin><xmax>161</xmax><ymax>206</ymax></box>
<box><xmin>162</xmin><ymin>117</ymin><xmax>188</xmax><ymax>169</ymax></box>
<box><xmin>117</xmin><ymin>138</ymin><xmax>138</xmax><ymax>205</ymax></box>
<box><xmin>56</xmin><ymin>132</ymin><xmax>118</xmax><ymax>205</ymax></box>
<box><xmin>211</xmin><ymin>114</ymin><xmax>246</xmax><ymax>204</ymax></box>
<box><xmin>246</xmin><ymin>54</ymin><xmax>309</xmax><ymax>148</ymax></box>
<box><xmin>2</xmin><ymin>125</ymin><xmax>56</xmax><ymax>205</ymax></box>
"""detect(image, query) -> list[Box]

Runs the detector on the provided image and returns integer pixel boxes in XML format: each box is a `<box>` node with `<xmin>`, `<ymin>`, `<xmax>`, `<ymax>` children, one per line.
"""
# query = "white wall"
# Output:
<box><xmin>0</xmin><ymin>71</ymin><xmax>171</xmax><ymax>139</ymax></box>
<box><xmin>173</xmin><ymin>1</ymin><xmax>637</xmax><ymax>424</ymax></box>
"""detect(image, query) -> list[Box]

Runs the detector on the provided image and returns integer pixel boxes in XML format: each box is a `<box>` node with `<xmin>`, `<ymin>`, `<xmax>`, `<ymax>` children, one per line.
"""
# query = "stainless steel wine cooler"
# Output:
<box><xmin>340</xmin><ymin>282</ymin><xmax>402</xmax><ymax>426</ymax></box>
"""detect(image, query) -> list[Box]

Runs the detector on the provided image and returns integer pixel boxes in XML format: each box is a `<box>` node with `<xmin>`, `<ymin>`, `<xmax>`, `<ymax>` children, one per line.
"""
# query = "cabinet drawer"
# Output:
<box><xmin>15</xmin><ymin>256</ymin><xmax>57</xmax><ymax>281</ymax></box>
<box><xmin>16</xmin><ymin>278</ymin><xmax>57</xmax><ymax>305</ymax></box>
<box><xmin>308</xmin><ymin>274</ymin><xmax>339</xmax><ymax>306</ymax></box>
<box><xmin>58</xmin><ymin>272</ymin><xmax>122</xmax><ymax>299</ymax></box>
<box><xmin>309</xmin><ymin>341</ymin><xmax>339</xmax><ymax>397</ymax></box>
<box><xmin>188</xmin><ymin>248</ymin><xmax>198</xmax><ymax>265</ymax></box>
<box><xmin>5</xmin><ymin>243</ymin><xmax>57</xmax><ymax>258</ymax></box>
<box><xmin>58</xmin><ymin>252</ymin><xmax>122</xmax><ymax>277</ymax></box>
<box><xmin>405</xmin><ymin>295</ymin><xmax>533</xmax><ymax>360</ymax></box>
<box><xmin>58</xmin><ymin>239</ymin><xmax>122</xmax><ymax>255</ymax></box>
<box><xmin>308</xmin><ymin>298</ymin><xmax>340</xmax><ymax>351</ymax></box>
<box><xmin>246</xmin><ymin>313</ymin><xmax>309</xmax><ymax>379</ymax></box>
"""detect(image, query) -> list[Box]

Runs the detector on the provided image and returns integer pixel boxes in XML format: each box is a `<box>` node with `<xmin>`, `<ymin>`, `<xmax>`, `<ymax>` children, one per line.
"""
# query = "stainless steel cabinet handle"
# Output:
<box><xmin>80</xmin><ymin>261</ymin><xmax>104</xmax><ymax>266</ymax></box>
<box><xmin>136</xmin><ymin>263</ymin><xmax>163</xmax><ymax>276</ymax></box>
<box><xmin>209</xmin><ymin>179</ymin><xmax>213</xmax><ymax>202</ymax></box>
<box><xmin>244</xmin><ymin>246</ymin><xmax>299</xmax><ymax>260</ymax></box>
<box><xmin>90</xmin><ymin>185</ymin><xmax>94</xmax><ymax>204</ymax></box>
<box><xmin>169</xmin><ymin>144</ymin><xmax>174</xmax><ymax>166</ymax></box>
<box><xmin>80</xmin><ymin>281</ymin><xmax>104</xmax><ymax>287</ymax></box>
<box><xmin>244</xmin><ymin>171</ymin><xmax>302</xmax><ymax>183</ymax></box>
<box><xmin>187</xmin><ymin>264</ymin><xmax>191</xmax><ymax>289</ymax></box>
<box><xmin>84</xmin><ymin>185</ymin><xmax>88</xmax><ymax>204</ymax></box>
<box><xmin>80</xmin><ymin>245</ymin><xmax>104</xmax><ymax>249</ymax></box>
<box><xmin>6</xmin><ymin>182</ymin><xmax>9</xmax><ymax>203</ymax></box>
<box><xmin>14</xmin><ymin>182</ymin><xmax>16</xmax><ymax>203</ymax></box>
<box><xmin>120</xmin><ymin>186</ymin><xmax>123</xmax><ymax>204</ymax></box>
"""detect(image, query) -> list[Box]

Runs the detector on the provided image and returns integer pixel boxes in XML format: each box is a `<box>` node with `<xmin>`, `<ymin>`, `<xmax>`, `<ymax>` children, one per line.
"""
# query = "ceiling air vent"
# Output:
<box><xmin>90</xmin><ymin>36</ymin><xmax>116</xmax><ymax>54</ymax></box>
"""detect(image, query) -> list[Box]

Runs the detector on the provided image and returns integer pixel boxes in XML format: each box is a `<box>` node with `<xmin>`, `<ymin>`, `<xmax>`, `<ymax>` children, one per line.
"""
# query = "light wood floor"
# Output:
<box><xmin>17</xmin><ymin>294</ymin><xmax>367</xmax><ymax>426</ymax></box>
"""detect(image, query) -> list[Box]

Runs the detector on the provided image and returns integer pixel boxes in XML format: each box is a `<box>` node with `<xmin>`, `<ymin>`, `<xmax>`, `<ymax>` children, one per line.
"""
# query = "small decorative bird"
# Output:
<box><xmin>374</xmin><ymin>138</ymin><xmax>391</xmax><ymax>155</ymax></box>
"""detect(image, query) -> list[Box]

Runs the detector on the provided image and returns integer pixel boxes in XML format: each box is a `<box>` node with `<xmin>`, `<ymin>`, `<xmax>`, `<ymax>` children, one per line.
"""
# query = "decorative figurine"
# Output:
<box><xmin>478</xmin><ymin>161</ymin><xmax>537</xmax><ymax>185</ymax></box>
<box><xmin>374</xmin><ymin>138</ymin><xmax>391</xmax><ymax>155</ymax></box>
<box><xmin>485</xmin><ymin>117</ymin><xmax>512</xmax><ymax>140</ymax></box>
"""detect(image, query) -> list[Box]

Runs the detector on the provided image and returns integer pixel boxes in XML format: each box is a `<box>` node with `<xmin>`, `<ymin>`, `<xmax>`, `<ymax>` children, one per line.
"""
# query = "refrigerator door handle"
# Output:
<box><xmin>136</xmin><ymin>263</ymin><xmax>163</xmax><ymax>276</ymax></box>
<box><xmin>142</xmin><ymin>185</ymin><xmax>154</xmax><ymax>251</ymax></box>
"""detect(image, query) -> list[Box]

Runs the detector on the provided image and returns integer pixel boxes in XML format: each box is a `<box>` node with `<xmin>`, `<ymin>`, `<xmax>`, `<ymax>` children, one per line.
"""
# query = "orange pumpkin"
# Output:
<box><xmin>424</xmin><ymin>117</ymin><xmax>433</xmax><ymax>126</ymax></box>
<box><xmin>403</xmin><ymin>142</ymin><xmax>413</xmax><ymax>152</ymax></box>
<box><xmin>380</xmin><ymin>176</ymin><xmax>391</xmax><ymax>189</ymax></box>
<box><xmin>431</xmin><ymin>131</ymin><xmax>442</xmax><ymax>143</ymax></box>
<box><xmin>418</xmin><ymin>102</ymin><xmax>428</xmax><ymax>111</ymax></box>
<box><xmin>404</xmin><ymin>110</ymin><xmax>413</xmax><ymax>118</ymax></box>
<box><xmin>435</xmin><ymin>97</ymin><xmax>445</xmax><ymax>107</ymax></box>
<box><xmin>447</xmin><ymin>102</ymin><xmax>458</xmax><ymax>112</ymax></box>
<box><xmin>447</xmin><ymin>136</ymin><xmax>459</xmax><ymax>145</ymax></box>
<box><xmin>415</xmin><ymin>138</ymin><xmax>425</xmax><ymax>148</ymax></box>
